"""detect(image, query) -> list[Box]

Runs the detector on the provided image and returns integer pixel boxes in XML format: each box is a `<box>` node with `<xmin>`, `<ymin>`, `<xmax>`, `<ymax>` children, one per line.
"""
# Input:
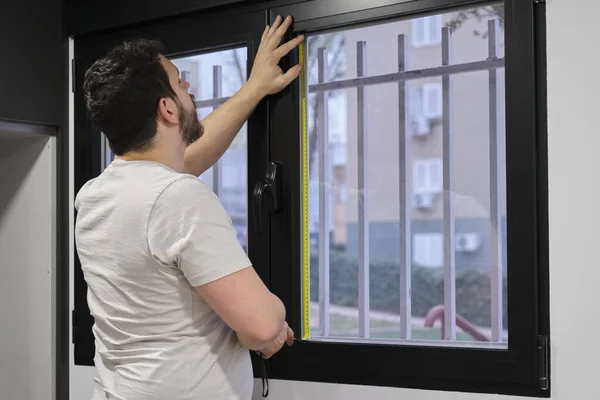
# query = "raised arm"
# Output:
<box><xmin>182</xmin><ymin>15</ymin><xmax>304</xmax><ymax>176</ymax></box>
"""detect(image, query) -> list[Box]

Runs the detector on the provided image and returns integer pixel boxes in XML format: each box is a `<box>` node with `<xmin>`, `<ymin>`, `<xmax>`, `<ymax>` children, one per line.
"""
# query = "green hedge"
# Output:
<box><xmin>310</xmin><ymin>251</ymin><xmax>507</xmax><ymax>328</ymax></box>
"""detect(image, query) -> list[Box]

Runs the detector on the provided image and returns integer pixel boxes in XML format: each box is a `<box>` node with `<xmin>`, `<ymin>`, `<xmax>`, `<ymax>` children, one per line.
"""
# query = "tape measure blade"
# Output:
<box><xmin>299</xmin><ymin>40</ymin><xmax>311</xmax><ymax>341</ymax></box>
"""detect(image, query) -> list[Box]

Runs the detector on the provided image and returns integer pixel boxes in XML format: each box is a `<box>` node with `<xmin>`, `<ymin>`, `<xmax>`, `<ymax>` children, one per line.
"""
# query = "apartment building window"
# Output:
<box><xmin>413</xmin><ymin>158</ymin><xmax>443</xmax><ymax>194</ymax></box>
<box><xmin>413</xmin><ymin>233</ymin><xmax>443</xmax><ymax>267</ymax></box>
<box><xmin>422</xmin><ymin>83</ymin><xmax>443</xmax><ymax>118</ymax></box>
<box><xmin>409</xmin><ymin>83</ymin><xmax>442</xmax><ymax>135</ymax></box>
<box><xmin>412</xmin><ymin>15</ymin><xmax>443</xmax><ymax>47</ymax></box>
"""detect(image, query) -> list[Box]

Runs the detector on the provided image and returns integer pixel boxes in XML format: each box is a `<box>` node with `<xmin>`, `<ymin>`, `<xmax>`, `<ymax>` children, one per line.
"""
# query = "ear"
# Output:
<box><xmin>157</xmin><ymin>97</ymin><xmax>179</xmax><ymax>125</ymax></box>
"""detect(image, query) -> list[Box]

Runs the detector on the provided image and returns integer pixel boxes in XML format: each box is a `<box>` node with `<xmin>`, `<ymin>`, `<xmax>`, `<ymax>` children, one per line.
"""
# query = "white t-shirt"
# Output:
<box><xmin>74</xmin><ymin>159</ymin><xmax>253</xmax><ymax>400</ymax></box>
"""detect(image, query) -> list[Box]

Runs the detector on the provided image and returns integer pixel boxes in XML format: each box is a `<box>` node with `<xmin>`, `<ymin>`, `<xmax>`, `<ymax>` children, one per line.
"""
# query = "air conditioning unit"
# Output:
<box><xmin>412</xmin><ymin>192</ymin><xmax>435</xmax><ymax>209</ymax></box>
<box><xmin>410</xmin><ymin>116</ymin><xmax>431</xmax><ymax>136</ymax></box>
<box><xmin>455</xmin><ymin>233</ymin><xmax>481</xmax><ymax>252</ymax></box>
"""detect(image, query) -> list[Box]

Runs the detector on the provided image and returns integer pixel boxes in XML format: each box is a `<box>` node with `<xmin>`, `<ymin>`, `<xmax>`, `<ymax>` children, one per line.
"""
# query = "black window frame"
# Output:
<box><xmin>267</xmin><ymin>0</ymin><xmax>550</xmax><ymax>397</ymax></box>
<box><xmin>72</xmin><ymin>7</ymin><xmax>273</xmax><ymax>376</ymax></box>
<box><xmin>72</xmin><ymin>0</ymin><xmax>549</xmax><ymax>396</ymax></box>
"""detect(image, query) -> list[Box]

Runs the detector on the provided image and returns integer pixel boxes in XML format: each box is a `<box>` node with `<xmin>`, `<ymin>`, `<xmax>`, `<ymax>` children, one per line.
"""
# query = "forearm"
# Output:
<box><xmin>183</xmin><ymin>82</ymin><xmax>264</xmax><ymax>176</ymax></box>
<box><xmin>236</xmin><ymin>294</ymin><xmax>286</xmax><ymax>351</ymax></box>
<box><xmin>237</xmin><ymin>331</ymin><xmax>273</xmax><ymax>351</ymax></box>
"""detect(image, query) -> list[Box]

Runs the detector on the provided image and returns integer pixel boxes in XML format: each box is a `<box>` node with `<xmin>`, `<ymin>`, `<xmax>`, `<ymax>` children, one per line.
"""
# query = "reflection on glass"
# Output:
<box><xmin>306</xmin><ymin>5</ymin><xmax>507</xmax><ymax>347</ymax></box>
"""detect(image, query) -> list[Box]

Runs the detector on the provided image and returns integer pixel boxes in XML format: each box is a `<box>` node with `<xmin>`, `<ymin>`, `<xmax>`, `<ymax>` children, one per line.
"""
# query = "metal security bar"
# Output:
<box><xmin>356</xmin><ymin>41</ymin><xmax>370</xmax><ymax>338</ymax></box>
<box><xmin>309</xmin><ymin>58</ymin><xmax>504</xmax><ymax>94</ymax></box>
<box><xmin>212</xmin><ymin>66</ymin><xmax>223</xmax><ymax>197</ymax></box>
<box><xmin>309</xmin><ymin>19</ymin><xmax>505</xmax><ymax>343</ymax></box>
<box><xmin>488</xmin><ymin>19</ymin><xmax>504</xmax><ymax>343</ymax></box>
<box><xmin>397</xmin><ymin>34</ymin><xmax>411</xmax><ymax>340</ymax></box>
<box><xmin>317</xmin><ymin>47</ymin><xmax>331</xmax><ymax>337</ymax></box>
<box><xmin>441</xmin><ymin>27</ymin><xmax>456</xmax><ymax>341</ymax></box>
<box><xmin>195</xmin><ymin>96</ymin><xmax>230</xmax><ymax>108</ymax></box>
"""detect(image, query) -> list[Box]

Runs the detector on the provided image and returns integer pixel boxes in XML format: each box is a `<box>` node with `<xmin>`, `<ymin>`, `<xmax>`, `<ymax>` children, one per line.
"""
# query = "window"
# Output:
<box><xmin>269</xmin><ymin>0</ymin><xmax>548</xmax><ymax>397</ymax></box>
<box><xmin>74</xmin><ymin>0</ymin><xmax>548</xmax><ymax>396</ymax></box>
<box><xmin>408</xmin><ymin>83</ymin><xmax>442</xmax><ymax>135</ymax></box>
<box><xmin>410</xmin><ymin>83</ymin><xmax>444</xmax><ymax>120</ymax></box>
<box><xmin>412</xmin><ymin>15</ymin><xmax>443</xmax><ymax>47</ymax></box>
<box><xmin>413</xmin><ymin>158</ymin><xmax>442</xmax><ymax>194</ymax></box>
<box><xmin>413</xmin><ymin>233</ymin><xmax>443</xmax><ymax>267</ymax></box>
<box><xmin>422</xmin><ymin>83</ymin><xmax>443</xmax><ymax>118</ymax></box>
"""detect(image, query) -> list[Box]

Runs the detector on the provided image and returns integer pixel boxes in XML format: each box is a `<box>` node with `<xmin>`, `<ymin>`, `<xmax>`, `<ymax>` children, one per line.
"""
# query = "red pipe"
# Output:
<box><xmin>423</xmin><ymin>305</ymin><xmax>490</xmax><ymax>342</ymax></box>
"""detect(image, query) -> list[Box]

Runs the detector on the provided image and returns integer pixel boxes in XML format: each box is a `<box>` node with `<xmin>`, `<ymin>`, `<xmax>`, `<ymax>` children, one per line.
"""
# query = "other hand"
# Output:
<box><xmin>257</xmin><ymin>321</ymin><xmax>294</xmax><ymax>359</ymax></box>
<box><xmin>247</xmin><ymin>15</ymin><xmax>304</xmax><ymax>98</ymax></box>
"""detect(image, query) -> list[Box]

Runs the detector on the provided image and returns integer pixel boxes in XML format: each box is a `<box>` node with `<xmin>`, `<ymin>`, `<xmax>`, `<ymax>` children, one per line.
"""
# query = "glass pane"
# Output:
<box><xmin>303</xmin><ymin>4</ymin><xmax>507</xmax><ymax>348</ymax></box>
<box><xmin>173</xmin><ymin>48</ymin><xmax>249</xmax><ymax>252</ymax></box>
<box><xmin>101</xmin><ymin>132</ymin><xmax>115</xmax><ymax>170</ymax></box>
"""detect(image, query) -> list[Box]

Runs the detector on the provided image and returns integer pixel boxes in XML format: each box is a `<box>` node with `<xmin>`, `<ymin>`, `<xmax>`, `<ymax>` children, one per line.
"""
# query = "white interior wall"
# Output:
<box><xmin>0</xmin><ymin>131</ymin><xmax>56</xmax><ymax>400</ymax></box>
<box><xmin>71</xmin><ymin>0</ymin><xmax>600</xmax><ymax>398</ymax></box>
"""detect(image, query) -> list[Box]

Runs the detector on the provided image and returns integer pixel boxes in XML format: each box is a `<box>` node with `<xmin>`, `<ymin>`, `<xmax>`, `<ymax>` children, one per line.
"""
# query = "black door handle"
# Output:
<box><xmin>252</xmin><ymin>162</ymin><xmax>283</xmax><ymax>234</ymax></box>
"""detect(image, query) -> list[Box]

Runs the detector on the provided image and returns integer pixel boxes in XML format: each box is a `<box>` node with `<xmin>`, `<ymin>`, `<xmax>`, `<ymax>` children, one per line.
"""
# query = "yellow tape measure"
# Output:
<box><xmin>299</xmin><ymin>40</ymin><xmax>310</xmax><ymax>341</ymax></box>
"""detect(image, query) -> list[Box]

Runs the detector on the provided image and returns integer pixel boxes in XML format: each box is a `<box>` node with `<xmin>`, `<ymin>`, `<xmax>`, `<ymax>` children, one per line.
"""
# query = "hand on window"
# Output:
<box><xmin>247</xmin><ymin>15</ymin><xmax>304</xmax><ymax>98</ymax></box>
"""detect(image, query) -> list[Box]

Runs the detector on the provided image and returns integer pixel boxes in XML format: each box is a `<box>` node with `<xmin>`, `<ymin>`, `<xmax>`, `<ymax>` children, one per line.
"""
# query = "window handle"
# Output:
<box><xmin>252</xmin><ymin>162</ymin><xmax>283</xmax><ymax>234</ymax></box>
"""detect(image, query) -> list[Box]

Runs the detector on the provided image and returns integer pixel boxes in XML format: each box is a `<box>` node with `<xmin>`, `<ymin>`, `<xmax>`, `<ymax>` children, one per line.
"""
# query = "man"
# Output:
<box><xmin>75</xmin><ymin>16</ymin><xmax>304</xmax><ymax>400</ymax></box>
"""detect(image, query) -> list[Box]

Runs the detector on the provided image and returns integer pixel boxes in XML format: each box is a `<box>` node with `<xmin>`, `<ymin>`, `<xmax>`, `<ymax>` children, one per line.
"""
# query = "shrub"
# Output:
<box><xmin>310</xmin><ymin>250</ymin><xmax>507</xmax><ymax>328</ymax></box>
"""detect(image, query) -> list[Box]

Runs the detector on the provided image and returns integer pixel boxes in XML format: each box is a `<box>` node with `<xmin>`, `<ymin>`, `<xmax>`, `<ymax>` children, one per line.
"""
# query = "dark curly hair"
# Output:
<box><xmin>83</xmin><ymin>39</ymin><xmax>178</xmax><ymax>155</ymax></box>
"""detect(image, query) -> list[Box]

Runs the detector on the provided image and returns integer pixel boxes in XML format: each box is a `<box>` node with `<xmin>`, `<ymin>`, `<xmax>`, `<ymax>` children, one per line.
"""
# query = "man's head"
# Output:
<box><xmin>83</xmin><ymin>39</ymin><xmax>203</xmax><ymax>157</ymax></box>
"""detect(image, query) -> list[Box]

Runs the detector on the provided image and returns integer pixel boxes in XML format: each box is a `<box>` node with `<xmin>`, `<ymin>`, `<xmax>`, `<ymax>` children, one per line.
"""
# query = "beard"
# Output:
<box><xmin>178</xmin><ymin>93</ymin><xmax>203</xmax><ymax>146</ymax></box>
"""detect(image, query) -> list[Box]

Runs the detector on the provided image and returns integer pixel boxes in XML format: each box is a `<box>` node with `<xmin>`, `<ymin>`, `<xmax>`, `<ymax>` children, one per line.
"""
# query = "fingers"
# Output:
<box><xmin>274</xmin><ymin>15</ymin><xmax>293</xmax><ymax>39</ymax></box>
<box><xmin>259</xmin><ymin>16</ymin><xmax>281</xmax><ymax>49</ymax></box>
<box><xmin>257</xmin><ymin>324</ymin><xmax>293</xmax><ymax>359</ymax></box>
<box><xmin>276</xmin><ymin>63</ymin><xmax>303</xmax><ymax>89</ymax></box>
<box><xmin>260</xmin><ymin>15</ymin><xmax>301</xmax><ymax>61</ymax></box>
<box><xmin>286</xmin><ymin>327</ymin><xmax>294</xmax><ymax>346</ymax></box>
<box><xmin>274</xmin><ymin>34</ymin><xmax>304</xmax><ymax>60</ymax></box>
<box><xmin>264</xmin><ymin>15</ymin><xmax>292</xmax><ymax>49</ymax></box>
<box><xmin>268</xmin><ymin>15</ymin><xmax>284</xmax><ymax>38</ymax></box>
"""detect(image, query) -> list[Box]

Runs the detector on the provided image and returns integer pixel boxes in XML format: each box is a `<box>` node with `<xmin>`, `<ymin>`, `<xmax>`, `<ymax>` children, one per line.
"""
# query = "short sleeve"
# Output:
<box><xmin>147</xmin><ymin>176</ymin><xmax>251</xmax><ymax>287</ymax></box>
